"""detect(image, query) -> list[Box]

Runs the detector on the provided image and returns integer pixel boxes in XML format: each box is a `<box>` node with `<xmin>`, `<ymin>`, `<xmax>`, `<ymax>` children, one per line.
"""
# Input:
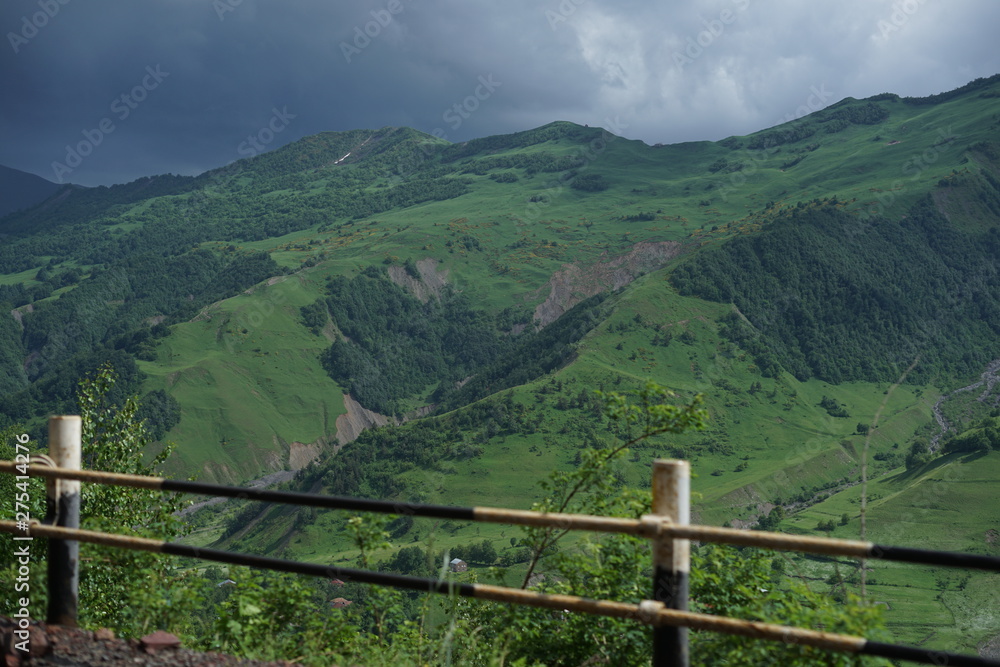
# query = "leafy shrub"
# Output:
<box><xmin>570</xmin><ymin>173</ymin><xmax>609</xmax><ymax>192</ymax></box>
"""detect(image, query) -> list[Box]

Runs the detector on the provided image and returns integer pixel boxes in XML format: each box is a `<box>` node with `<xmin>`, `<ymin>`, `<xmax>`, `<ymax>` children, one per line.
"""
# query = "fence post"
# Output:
<box><xmin>46</xmin><ymin>415</ymin><xmax>81</xmax><ymax>627</ymax></box>
<box><xmin>652</xmin><ymin>459</ymin><xmax>690</xmax><ymax>666</ymax></box>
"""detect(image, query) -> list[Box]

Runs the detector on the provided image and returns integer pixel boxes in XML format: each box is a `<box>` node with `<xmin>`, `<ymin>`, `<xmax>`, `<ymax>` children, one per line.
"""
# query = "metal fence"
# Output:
<box><xmin>2</xmin><ymin>416</ymin><xmax>999</xmax><ymax>666</ymax></box>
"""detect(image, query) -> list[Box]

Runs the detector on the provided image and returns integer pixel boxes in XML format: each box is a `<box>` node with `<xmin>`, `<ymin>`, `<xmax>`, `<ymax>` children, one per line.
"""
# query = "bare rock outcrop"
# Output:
<box><xmin>387</xmin><ymin>258</ymin><xmax>449</xmax><ymax>303</ymax></box>
<box><xmin>532</xmin><ymin>241</ymin><xmax>682</xmax><ymax>327</ymax></box>
<box><xmin>335</xmin><ymin>393</ymin><xmax>397</xmax><ymax>445</ymax></box>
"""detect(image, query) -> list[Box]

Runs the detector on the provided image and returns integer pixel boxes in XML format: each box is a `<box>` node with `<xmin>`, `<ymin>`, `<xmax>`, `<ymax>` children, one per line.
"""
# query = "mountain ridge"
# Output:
<box><xmin>0</xmin><ymin>164</ymin><xmax>63</xmax><ymax>220</ymax></box>
<box><xmin>2</xmin><ymin>73</ymin><xmax>999</xmax><ymax>652</ymax></box>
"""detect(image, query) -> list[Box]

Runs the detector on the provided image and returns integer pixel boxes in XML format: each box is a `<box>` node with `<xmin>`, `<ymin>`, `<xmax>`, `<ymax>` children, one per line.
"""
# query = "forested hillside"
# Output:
<box><xmin>672</xmin><ymin>191</ymin><xmax>1000</xmax><ymax>384</ymax></box>
<box><xmin>2</xmin><ymin>74</ymin><xmax>1000</xmax><ymax>654</ymax></box>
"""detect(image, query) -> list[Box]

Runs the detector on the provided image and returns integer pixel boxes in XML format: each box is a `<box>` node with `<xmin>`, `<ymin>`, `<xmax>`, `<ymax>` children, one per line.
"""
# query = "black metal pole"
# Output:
<box><xmin>46</xmin><ymin>416</ymin><xmax>81</xmax><ymax>626</ymax></box>
<box><xmin>652</xmin><ymin>460</ymin><xmax>690</xmax><ymax>666</ymax></box>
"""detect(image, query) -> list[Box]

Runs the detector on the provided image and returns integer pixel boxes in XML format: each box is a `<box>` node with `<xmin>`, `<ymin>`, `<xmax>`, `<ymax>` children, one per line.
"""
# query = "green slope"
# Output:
<box><xmin>781</xmin><ymin>450</ymin><xmax>1000</xmax><ymax>654</ymax></box>
<box><xmin>2</xmin><ymin>75</ymin><xmax>998</xmax><ymax>653</ymax></box>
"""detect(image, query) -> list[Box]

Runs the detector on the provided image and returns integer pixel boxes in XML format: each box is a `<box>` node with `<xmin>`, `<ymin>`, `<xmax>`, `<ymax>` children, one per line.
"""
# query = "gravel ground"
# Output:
<box><xmin>1</xmin><ymin>618</ymin><xmax>300</xmax><ymax>666</ymax></box>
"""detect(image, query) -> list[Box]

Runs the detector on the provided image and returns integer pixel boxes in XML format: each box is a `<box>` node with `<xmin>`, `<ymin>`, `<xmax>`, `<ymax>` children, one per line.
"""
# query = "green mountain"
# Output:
<box><xmin>2</xmin><ymin>74</ymin><xmax>1000</xmax><ymax>654</ymax></box>
<box><xmin>0</xmin><ymin>165</ymin><xmax>63</xmax><ymax>219</ymax></box>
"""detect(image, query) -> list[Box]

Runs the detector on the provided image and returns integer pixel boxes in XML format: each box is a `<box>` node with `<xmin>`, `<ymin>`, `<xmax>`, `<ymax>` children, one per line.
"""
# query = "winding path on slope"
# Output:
<box><xmin>930</xmin><ymin>358</ymin><xmax>1000</xmax><ymax>450</ymax></box>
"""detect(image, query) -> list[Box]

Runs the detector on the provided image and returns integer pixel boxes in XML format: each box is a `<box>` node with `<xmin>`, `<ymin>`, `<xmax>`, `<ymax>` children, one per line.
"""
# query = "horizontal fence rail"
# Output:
<box><xmin>4</xmin><ymin>413</ymin><xmax>1000</xmax><ymax>667</ymax></box>
<box><xmin>4</xmin><ymin>460</ymin><xmax>1000</xmax><ymax>573</ymax></box>
<box><xmin>1</xmin><ymin>520</ymin><xmax>997</xmax><ymax>667</ymax></box>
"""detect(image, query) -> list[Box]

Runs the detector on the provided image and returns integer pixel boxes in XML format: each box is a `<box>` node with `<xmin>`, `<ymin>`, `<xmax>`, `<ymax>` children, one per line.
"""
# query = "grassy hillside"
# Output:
<box><xmin>1</xmin><ymin>75</ymin><xmax>999</xmax><ymax>652</ymax></box>
<box><xmin>781</xmin><ymin>450</ymin><xmax>1000</xmax><ymax>654</ymax></box>
<box><xmin>125</xmin><ymin>78</ymin><xmax>993</xmax><ymax>481</ymax></box>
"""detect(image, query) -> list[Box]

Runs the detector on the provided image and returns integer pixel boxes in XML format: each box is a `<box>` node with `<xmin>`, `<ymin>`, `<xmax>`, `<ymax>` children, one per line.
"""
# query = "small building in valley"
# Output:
<box><xmin>449</xmin><ymin>558</ymin><xmax>468</xmax><ymax>573</ymax></box>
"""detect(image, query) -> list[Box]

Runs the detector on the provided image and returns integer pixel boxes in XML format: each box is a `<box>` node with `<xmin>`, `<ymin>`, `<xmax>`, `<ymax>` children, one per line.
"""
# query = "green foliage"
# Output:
<box><xmin>0</xmin><ymin>306</ymin><xmax>27</xmax><ymax>397</ymax></box>
<box><xmin>822</xmin><ymin>101</ymin><xmax>890</xmax><ymax>126</ymax></box>
<box><xmin>458</xmin><ymin>475</ymin><xmax>886</xmax><ymax>666</ymax></box>
<box><xmin>438</xmin><ymin>293</ymin><xmax>609</xmax><ymax>410</ymax></box>
<box><xmin>488</xmin><ymin>171</ymin><xmax>520</xmax><ymax>183</ymax></box>
<box><xmin>672</xmin><ymin>200</ymin><xmax>1000</xmax><ymax>384</ymax></box>
<box><xmin>74</xmin><ymin>364</ymin><xmax>197</xmax><ymax>635</ymax></box>
<box><xmin>315</xmin><ymin>273</ymin><xmax>602</xmax><ymax>423</ymax></box>
<box><xmin>901</xmin><ymin>73</ymin><xmax>1000</xmax><ymax>105</ymax></box>
<box><xmin>136</xmin><ymin>389</ymin><xmax>181</xmax><ymax>441</ymax></box>
<box><xmin>476</xmin><ymin>487</ymin><xmax>654</xmax><ymax>665</ymax></box>
<box><xmin>306</xmin><ymin>392</ymin><xmax>537</xmax><ymax>499</ymax></box>
<box><xmin>0</xmin><ymin>368</ymin><xmax>200</xmax><ymax>637</ymax></box>
<box><xmin>756</xmin><ymin>505</ymin><xmax>785</xmax><ymax>531</ymax></box>
<box><xmin>0</xmin><ymin>247</ymin><xmax>281</xmax><ymax>430</ymax></box>
<box><xmin>816</xmin><ymin>519</ymin><xmax>837</xmax><ymax>532</ymax></box>
<box><xmin>569</xmin><ymin>173</ymin><xmax>609</xmax><ymax>192</ymax></box>
<box><xmin>460</xmin><ymin>151</ymin><xmax>582</xmax><ymax>176</ymax></box>
<box><xmin>519</xmin><ymin>381</ymin><xmax>708</xmax><ymax>588</ymax></box>
<box><xmin>598</xmin><ymin>380</ymin><xmax>709</xmax><ymax>443</ymax></box>
<box><xmin>940</xmin><ymin>415</ymin><xmax>1000</xmax><ymax>454</ymax></box>
<box><xmin>319</xmin><ymin>268</ymin><xmax>509</xmax><ymax>414</ymax></box>
<box><xmin>205</xmin><ymin>568</ymin><xmax>360</xmax><ymax>665</ymax></box>
<box><xmin>820</xmin><ymin>395</ymin><xmax>850</xmax><ymax>418</ymax></box>
<box><xmin>905</xmin><ymin>438</ymin><xmax>933</xmax><ymax>469</ymax></box>
<box><xmin>690</xmin><ymin>546</ymin><xmax>888</xmax><ymax>666</ymax></box>
<box><xmin>439</xmin><ymin>120</ymin><xmax>597</xmax><ymax>162</ymax></box>
<box><xmin>299</xmin><ymin>299</ymin><xmax>329</xmax><ymax>334</ymax></box>
<box><xmin>747</xmin><ymin>123</ymin><xmax>817</xmax><ymax>150</ymax></box>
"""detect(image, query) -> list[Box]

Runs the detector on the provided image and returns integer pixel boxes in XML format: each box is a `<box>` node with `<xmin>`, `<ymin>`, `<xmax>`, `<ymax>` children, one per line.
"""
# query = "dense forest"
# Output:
<box><xmin>316</xmin><ymin>266</ymin><xmax>517</xmax><ymax>415</ymax></box>
<box><xmin>314</xmin><ymin>265</ymin><xmax>610</xmax><ymax>415</ymax></box>
<box><xmin>0</xmin><ymin>248</ymin><xmax>280</xmax><ymax>436</ymax></box>
<box><xmin>0</xmin><ymin>126</ymin><xmax>483</xmax><ymax>437</ymax></box>
<box><xmin>672</xmin><ymin>196</ymin><xmax>1000</xmax><ymax>384</ymax></box>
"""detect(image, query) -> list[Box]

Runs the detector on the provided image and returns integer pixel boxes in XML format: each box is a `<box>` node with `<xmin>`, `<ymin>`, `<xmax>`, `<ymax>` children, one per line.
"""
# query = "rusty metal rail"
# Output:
<box><xmin>1</xmin><ymin>520</ymin><xmax>996</xmax><ymax>667</ymax></box>
<box><xmin>4</xmin><ymin>413</ymin><xmax>1000</xmax><ymax>666</ymax></box>
<box><xmin>4</xmin><ymin>460</ymin><xmax>999</xmax><ymax>572</ymax></box>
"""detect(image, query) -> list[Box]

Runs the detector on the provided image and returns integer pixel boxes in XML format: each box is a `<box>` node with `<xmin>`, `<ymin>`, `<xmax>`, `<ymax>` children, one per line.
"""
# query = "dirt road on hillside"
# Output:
<box><xmin>930</xmin><ymin>358</ymin><xmax>1000</xmax><ymax>450</ymax></box>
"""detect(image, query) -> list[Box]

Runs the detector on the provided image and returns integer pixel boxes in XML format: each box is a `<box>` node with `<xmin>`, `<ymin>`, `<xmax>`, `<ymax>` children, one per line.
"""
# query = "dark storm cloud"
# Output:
<box><xmin>1</xmin><ymin>0</ymin><xmax>997</xmax><ymax>186</ymax></box>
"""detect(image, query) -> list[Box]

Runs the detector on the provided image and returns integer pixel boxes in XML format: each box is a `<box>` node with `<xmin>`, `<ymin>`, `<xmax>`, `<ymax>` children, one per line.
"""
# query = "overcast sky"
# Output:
<box><xmin>2</xmin><ymin>0</ymin><xmax>998</xmax><ymax>187</ymax></box>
